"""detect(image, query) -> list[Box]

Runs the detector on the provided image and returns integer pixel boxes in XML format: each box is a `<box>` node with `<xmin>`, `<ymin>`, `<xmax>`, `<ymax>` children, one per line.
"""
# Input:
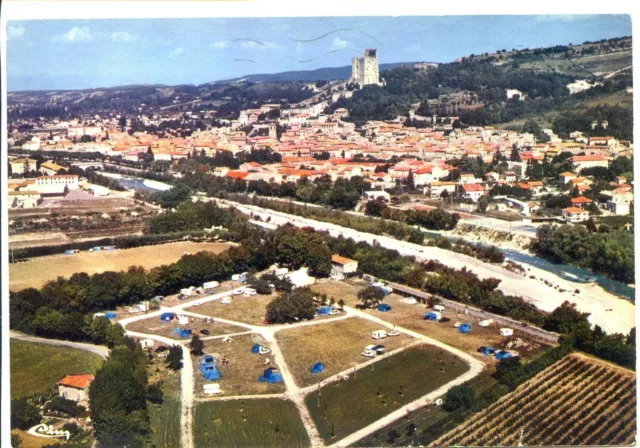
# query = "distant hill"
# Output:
<box><xmin>213</xmin><ymin>62</ymin><xmax>425</xmax><ymax>84</ymax></box>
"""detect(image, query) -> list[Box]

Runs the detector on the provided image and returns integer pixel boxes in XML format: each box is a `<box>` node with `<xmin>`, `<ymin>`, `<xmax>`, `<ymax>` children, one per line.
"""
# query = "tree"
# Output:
<box><xmin>544</xmin><ymin>301</ymin><xmax>591</xmax><ymax>335</ymax></box>
<box><xmin>358</xmin><ymin>286</ymin><xmax>385</xmax><ymax>308</ymax></box>
<box><xmin>166</xmin><ymin>345</ymin><xmax>184</xmax><ymax>370</ymax></box>
<box><xmin>147</xmin><ymin>382</ymin><xmax>164</xmax><ymax>404</ymax></box>
<box><xmin>443</xmin><ymin>384</ymin><xmax>476</xmax><ymax>412</ymax></box>
<box><xmin>477</xmin><ymin>195</ymin><xmax>489</xmax><ymax>213</ymax></box>
<box><xmin>11</xmin><ymin>433</ymin><xmax>22</xmax><ymax>448</ymax></box>
<box><xmin>365</xmin><ymin>200</ymin><xmax>388</xmax><ymax>217</ymax></box>
<box><xmin>510</xmin><ymin>146</ymin><xmax>521</xmax><ymax>162</ymax></box>
<box><xmin>11</xmin><ymin>398</ymin><xmax>41</xmax><ymax>429</ymax></box>
<box><xmin>265</xmin><ymin>288</ymin><xmax>316</xmax><ymax>324</ymax></box>
<box><xmin>189</xmin><ymin>334</ymin><xmax>204</xmax><ymax>355</ymax></box>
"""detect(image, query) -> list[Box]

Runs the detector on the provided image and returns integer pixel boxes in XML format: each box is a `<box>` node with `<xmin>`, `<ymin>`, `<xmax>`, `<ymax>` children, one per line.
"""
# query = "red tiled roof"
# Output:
<box><xmin>226</xmin><ymin>171</ymin><xmax>250</xmax><ymax>179</ymax></box>
<box><xmin>331</xmin><ymin>254</ymin><xmax>357</xmax><ymax>265</ymax></box>
<box><xmin>462</xmin><ymin>184</ymin><xmax>485</xmax><ymax>192</ymax></box>
<box><xmin>58</xmin><ymin>374</ymin><xmax>94</xmax><ymax>389</ymax></box>
<box><xmin>570</xmin><ymin>155</ymin><xmax>607</xmax><ymax>162</ymax></box>
<box><xmin>571</xmin><ymin>196</ymin><xmax>593</xmax><ymax>204</ymax></box>
<box><xmin>563</xmin><ymin>207</ymin><xmax>589</xmax><ymax>214</ymax></box>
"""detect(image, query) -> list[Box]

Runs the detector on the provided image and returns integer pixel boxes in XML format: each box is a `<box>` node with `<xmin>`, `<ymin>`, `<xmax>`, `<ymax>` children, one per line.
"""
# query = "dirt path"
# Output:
<box><xmin>9</xmin><ymin>330</ymin><xmax>110</xmax><ymax>359</ymax></box>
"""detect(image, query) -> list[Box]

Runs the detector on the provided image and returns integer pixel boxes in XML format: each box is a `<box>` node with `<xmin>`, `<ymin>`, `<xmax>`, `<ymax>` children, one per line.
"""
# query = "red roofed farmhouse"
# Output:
<box><xmin>58</xmin><ymin>374</ymin><xmax>95</xmax><ymax>404</ymax></box>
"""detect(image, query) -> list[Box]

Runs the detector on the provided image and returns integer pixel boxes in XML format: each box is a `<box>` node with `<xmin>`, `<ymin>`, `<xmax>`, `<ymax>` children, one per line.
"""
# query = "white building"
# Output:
<box><xmin>9</xmin><ymin>158</ymin><xmax>38</xmax><ymax>175</ymax></box>
<box><xmin>350</xmin><ymin>49</ymin><xmax>383</xmax><ymax>87</ymax></box>
<box><xmin>607</xmin><ymin>188</ymin><xmax>634</xmax><ymax>216</ymax></box>
<box><xmin>364</xmin><ymin>190</ymin><xmax>391</xmax><ymax>201</ymax></box>
<box><xmin>35</xmin><ymin>175</ymin><xmax>79</xmax><ymax>195</ymax></box>
<box><xmin>562</xmin><ymin>207</ymin><xmax>590</xmax><ymax>223</ymax></box>
<box><xmin>58</xmin><ymin>375</ymin><xmax>94</xmax><ymax>404</ymax></box>
<box><xmin>330</xmin><ymin>254</ymin><xmax>359</xmax><ymax>281</ymax></box>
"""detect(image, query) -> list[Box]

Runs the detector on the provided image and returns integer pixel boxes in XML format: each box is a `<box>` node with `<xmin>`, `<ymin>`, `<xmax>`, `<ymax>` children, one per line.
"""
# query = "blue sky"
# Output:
<box><xmin>7</xmin><ymin>15</ymin><xmax>631</xmax><ymax>91</ymax></box>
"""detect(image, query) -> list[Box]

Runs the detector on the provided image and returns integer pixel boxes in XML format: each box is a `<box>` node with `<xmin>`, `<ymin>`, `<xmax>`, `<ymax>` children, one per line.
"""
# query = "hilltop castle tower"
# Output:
<box><xmin>351</xmin><ymin>49</ymin><xmax>383</xmax><ymax>87</ymax></box>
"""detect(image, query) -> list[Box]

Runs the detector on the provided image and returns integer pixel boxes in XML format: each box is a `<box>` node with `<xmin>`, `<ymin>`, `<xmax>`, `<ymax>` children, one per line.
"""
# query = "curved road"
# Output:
<box><xmin>9</xmin><ymin>330</ymin><xmax>110</xmax><ymax>359</ymax></box>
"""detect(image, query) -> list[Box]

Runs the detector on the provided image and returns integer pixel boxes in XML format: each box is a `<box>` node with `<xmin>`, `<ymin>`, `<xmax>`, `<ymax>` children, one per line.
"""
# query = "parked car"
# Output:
<box><xmin>361</xmin><ymin>349</ymin><xmax>376</xmax><ymax>358</ymax></box>
<box><xmin>371</xmin><ymin>345</ymin><xmax>386</xmax><ymax>354</ymax></box>
<box><xmin>387</xmin><ymin>330</ymin><xmax>400</xmax><ymax>336</ymax></box>
<box><xmin>200</xmin><ymin>329</ymin><xmax>210</xmax><ymax>335</ymax></box>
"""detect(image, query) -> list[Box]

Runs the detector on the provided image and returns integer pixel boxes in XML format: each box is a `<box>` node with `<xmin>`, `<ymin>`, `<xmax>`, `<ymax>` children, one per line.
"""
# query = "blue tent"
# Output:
<box><xmin>496</xmin><ymin>351</ymin><xmax>513</xmax><ymax>361</ymax></box>
<box><xmin>259</xmin><ymin>367</ymin><xmax>284</xmax><ymax>383</ymax></box>
<box><xmin>201</xmin><ymin>355</ymin><xmax>214</xmax><ymax>365</ymax></box>
<box><xmin>378</xmin><ymin>304</ymin><xmax>391</xmax><ymax>312</ymax></box>
<box><xmin>317</xmin><ymin>306</ymin><xmax>333</xmax><ymax>315</ymax></box>
<box><xmin>424</xmin><ymin>312</ymin><xmax>439</xmax><ymax>321</ymax></box>
<box><xmin>172</xmin><ymin>328</ymin><xmax>182</xmax><ymax>334</ymax></box>
<box><xmin>178</xmin><ymin>329</ymin><xmax>192</xmax><ymax>338</ymax></box>
<box><xmin>105</xmin><ymin>312</ymin><xmax>117</xmax><ymax>319</ymax></box>
<box><xmin>202</xmin><ymin>364</ymin><xmax>222</xmax><ymax>380</ymax></box>
<box><xmin>482</xmin><ymin>347</ymin><xmax>496</xmax><ymax>356</ymax></box>
<box><xmin>311</xmin><ymin>362</ymin><xmax>325</xmax><ymax>374</ymax></box>
<box><xmin>160</xmin><ymin>312</ymin><xmax>175</xmax><ymax>321</ymax></box>
<box><xmin>459</xmin><ymin>323</ymin><xmax>472</xmax><ymax>334</ymax></box>
<box><xmin>251</xmin><ymin>344</ymin><xmax>263</xmax><ymax>353</ymax></box>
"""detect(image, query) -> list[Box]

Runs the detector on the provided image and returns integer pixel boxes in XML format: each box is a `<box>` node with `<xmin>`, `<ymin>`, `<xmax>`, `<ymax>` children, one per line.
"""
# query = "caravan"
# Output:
<box><xmin>371</xmin><ymin>330</ymin><xmax>387</xmax><ymax>340</ymax></box>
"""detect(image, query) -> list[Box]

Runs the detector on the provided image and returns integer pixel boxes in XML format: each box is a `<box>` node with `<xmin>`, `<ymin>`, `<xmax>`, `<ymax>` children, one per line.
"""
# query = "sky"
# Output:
<box><xmin>6</xmin><ymin>15</ymin><xmax>632</xmax><ymax>91</ymax></box>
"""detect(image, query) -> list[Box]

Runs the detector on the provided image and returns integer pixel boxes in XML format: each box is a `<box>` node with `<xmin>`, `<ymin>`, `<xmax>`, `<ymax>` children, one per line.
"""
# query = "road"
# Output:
<box><xmin>9</xmin><ymin>330</ymin><xmax>110</xmax><ymax>359</ymax></box>
<box><xmin>216</xmin><ymin>198</ymin><xmax>635</xmax><ymax>334</ymax></box>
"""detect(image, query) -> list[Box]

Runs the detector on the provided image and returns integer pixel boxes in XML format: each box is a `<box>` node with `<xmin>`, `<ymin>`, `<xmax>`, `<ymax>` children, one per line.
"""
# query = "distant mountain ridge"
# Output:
<box><xmin>212</xmin><ymin>62</ymin><xmax>429</xmax><ymax>84</ymax></box>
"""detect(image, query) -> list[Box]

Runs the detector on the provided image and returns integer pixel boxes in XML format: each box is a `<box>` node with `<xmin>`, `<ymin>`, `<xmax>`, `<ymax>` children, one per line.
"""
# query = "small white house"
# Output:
<box><xmin>500</xmin><ymin>328</ymin><xmax>514</xmax><ymax>337</ymax></box>
<box><xmin>58</xmin><ymin>375</ymin><xmax>94</xmax><ymax>404</ymax></box>
<box><xmin>364</xmin><ymin>190</ymin><xmax>391</xmax><ymax>202</ymax></box>
<box><xmin>331</xmin><ymin>254</ymin><xmax>359</xmax><ymax>280</ymax></box>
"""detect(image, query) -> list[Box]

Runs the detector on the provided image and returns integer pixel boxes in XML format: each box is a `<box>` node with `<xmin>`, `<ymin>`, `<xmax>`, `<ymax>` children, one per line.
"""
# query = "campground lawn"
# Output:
<box><xmin>125</xmin><ymin>314</ymin><xmax>246</xmax><ymax>341</ymax></box>
<box><xmin>147</xmin><ymin>396</ymin><xmax>181</xmax><ymax>448</ymax></box>
<box><xmin>277</xmin><ymin>317</ymin><xmax>413</xmax><ymax>387</ymax></box>
<box><xmin>10</xmin><ymin>339</ymin><xmax>104</xmax><ymax>399</ymax></box>
<box><xmin>194</xmin><ymin>398</ymin><xmax>309</xmax><ymax>447</ymax></box>
<box><xmin>305</xmin><ymin>344</ymin><xmax>469</xmax><ymax>443</ymax></box>
<box><xmin>195</xmin><ymin>335</ymin><xmax>286</xmax><ymax>396</ymax></box>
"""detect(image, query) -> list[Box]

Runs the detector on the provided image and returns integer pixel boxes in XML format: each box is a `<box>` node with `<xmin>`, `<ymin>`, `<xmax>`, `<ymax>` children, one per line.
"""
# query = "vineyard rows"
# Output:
<box><xmin>432</xmin><ymin>353</ymin><xmax>636</xmax><ymax>446</ymax></box>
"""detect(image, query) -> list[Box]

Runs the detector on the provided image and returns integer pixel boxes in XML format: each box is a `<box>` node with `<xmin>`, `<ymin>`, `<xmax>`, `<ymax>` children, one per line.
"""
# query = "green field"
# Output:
<box><xmin>147</xmin><ymin>396</ymin><xmax>181</xmax><ymax>448</ymax></box>
<box><xmin>10</xmin><ymin>339</ymin><xmax>104</xmax><ymax>399</ymax></box>
<box><xmin>305</xmin><ymin>344</ymin><xmax>469</xmax><ymax>443</ymax></box>
<box><xmin>194</xmin><ymin>399</ymin><xmax>310</xmax><ymax>448</ymax></box>
<box><xmin>356</xmin><ymin>372</ymin><xmax>498</xmax><ymax>447</ymax></box>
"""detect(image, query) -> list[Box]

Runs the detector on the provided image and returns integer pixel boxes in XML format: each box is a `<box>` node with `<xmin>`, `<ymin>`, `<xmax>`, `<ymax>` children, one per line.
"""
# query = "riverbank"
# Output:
<box><xmin>443</xmin><ymin>222</ymin><xmax>534</xmax><ymax>251</ymax></box>
<box><xmin>218</xmin><ymin>198</ymin><xmax>635</xmax><ymax>334</ymax></box>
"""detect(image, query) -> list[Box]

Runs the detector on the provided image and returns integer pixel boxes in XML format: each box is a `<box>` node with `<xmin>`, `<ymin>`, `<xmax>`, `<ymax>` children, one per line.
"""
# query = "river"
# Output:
<box><xmin>439</xmin><ymin>232</ymin><xmax>635</xmax><ymax>301</ymax></box>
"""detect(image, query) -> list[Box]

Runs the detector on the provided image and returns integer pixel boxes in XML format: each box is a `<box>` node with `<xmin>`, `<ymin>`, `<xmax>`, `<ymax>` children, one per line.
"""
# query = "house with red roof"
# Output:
<box><xmin>562</xmin><ymin>207</ymin><xmax>589</xmax><ymax>223</ymax></box>
<box><xmin>58</xmin><ymin>374</ymin><xmax>95</xmax><ymax>404</ymax></box>
<box><xmin>460</xmin><ymin>183</ymin><xmax>487</xmax><ymax>202</ymax></box>
<box><xmin>569</xmin><ymin>155</ymin><xmax>609</xmax><ymax>172</ymax></box>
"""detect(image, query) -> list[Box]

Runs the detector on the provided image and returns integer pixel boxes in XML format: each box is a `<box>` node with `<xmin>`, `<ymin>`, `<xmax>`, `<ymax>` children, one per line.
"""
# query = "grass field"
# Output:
<box><xmin>434</xmin><ymin>353</ymin><xmax>636</xmax><ymax>446</ymax></box>
<box><xmin>312</xmin><ymin>280</ymin><xmax>546</xmax><ymax>361</ymax></box>
<box><xmin>194</xmin><ymin>399</ymin><xmax>309</xmax><ymax>447</ymax></box>
<box><xmin>10</xmin><ymin>339</ymin><xmax>104</xmax><ymax>399</ymax></box>
<box><xmin>277</xmin><ymin>317</ymin><xmax>413</xmax><ymax>387</ymax></box>
<box><xmin>147</xmin><ymin>396</ymin><xmax>181</xmax><ymax>448</ymax></box>
<box><xmin>9</xmin><ymin>241</ymin><xmax>230</xmax><ymax>290</ymax></box>
<box><xmin>357</xmin><ymin>371</ymin><xmax>498</xmax><ymax>447</ymax></box>
<box><xmin>196</xmin><ymin>334</ymin><xmax>286</xmax><ymax>396</ymax></box>
<box><xmin>11</xmin><ymin>430</ymin><xmax>62</xmax><ymax>448</ymax></box>
<box><xmin>194</xmin><ymin>292</ymin><xmax>276</xmax><ymax>325</ymax></box>
<box><xmin>305</xmin><ymin>344</ymin><xmax>469</xmax><ymax>443</ymax></box>
<box><xmin>126</xmin><ymin>314</ymin><xmax>247</xmax><ymax>341</ymax></box>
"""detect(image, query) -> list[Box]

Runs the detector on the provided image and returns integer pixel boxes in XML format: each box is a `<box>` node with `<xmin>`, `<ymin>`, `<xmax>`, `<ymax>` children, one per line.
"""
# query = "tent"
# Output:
<box><xmin>482</xmin><ymin>347</ymin><xmax>496</xmax><ymax>356</ymax></box>
<box><xmin>201</xmin><ymin>355</ymin><xmax>214</xmax><ymax>365</ymax></box>
<box><xmin>311</xmin><ymin>362</ymin><xmax>325</xmax><ymax>374</ymax></box>
<box><xmin>160</xmin><ymin>313</ymin><xmax>176</xmax><ymax>321</ymax></box>
<box><xmin>251</xmin><ymin>344</ymin><xmax>262</xmax><ymax>353</ymax></box>
<box><xmin>317</xmin><ymin>306</ymin><xmax>333</xmax><ymax>315</ymax></box>
<box><xmin>496</xmin><ymin>351</ymin><xmax>513</xmax><ymax>361</ymax></box>
<box><xmin>105</xmin><ymin>312</ymin><xmax>117</xmax><ymax>319</ymax></box>
<box><xmin>377</xmin><ymin>304</ymin><xmax>391</xmax><ymax>312</ymax></box>
<box><xmin>424</xmin><ymin>312</ymin><xmax>441</xmax><ymax>321</ymax></box>
<box><xmin>459</xmin><ymin>323</ymin><xmax>472</xmax><ymax>334</ymax></box>
<box><xmin>64</xmin><ymin>249</ymin><xmax>76</xmax><ymax>256</ymax></box>
<box><xmin>178</xmin><ymin>329</ymin><xmax>192</xmax><ymax>338</ymax></box>
<box><xmin>202</xmin><ymin>365</ymin><xmax>222</xmax><ymax>380</ymax></box>
<box><xmin>172</xmin><ymin>328</ymin><xmax>182</xmax><ymax>335</ymax></box>
<box><xmin>259</xmin><ymin>367</ymin><xmax>284</xmax><ymax>383</ymax></box>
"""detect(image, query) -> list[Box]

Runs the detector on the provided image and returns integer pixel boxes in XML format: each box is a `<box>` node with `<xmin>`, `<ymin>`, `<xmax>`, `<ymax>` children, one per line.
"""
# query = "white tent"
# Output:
<box><xmin>500</xmin><ymin>328</ymin><xmax>514</xmax><ymax>337</ymax></box>
<box><xmin>178</xmin><ymin>315</ymin><xmax>189</xmax><ymax>326</ymax></box>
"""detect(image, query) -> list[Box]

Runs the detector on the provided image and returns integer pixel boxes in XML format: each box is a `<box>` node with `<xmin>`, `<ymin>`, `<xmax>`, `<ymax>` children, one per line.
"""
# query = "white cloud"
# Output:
<box><xmin>8</xmin><ymin>25</ymin><xmax>25</xmax><ymax>39</ymax></box>
<box><xmin>111</xmin><ymin>31</ymin><xmax>137</xmax><ymax>43</ymax></box>
<box><xmin>59</xmin><ymin>26</ymin><xmax>93</xmax><ymax>42</ymax></box>
<box><xmin>270</xmin><ymin>24</ymin><xmax>289</xmax><ymax>32</ymax></box>
<box><xmin>405</xmin><ymin>43</ymin><xmax>422</xmax><ymax>54</ymax></box>
<box><xmin>212</xmin><ymin>41</ymin><xmax>227</xmax><ymax>49</ymax></box>
<box><xmin>172</xmin><ymin>46</ymin><xmax>184</xmax><ymax>56</ymax></box>
<box><xmin>239</xmin><ymin>40</ymin><xmax>278</xmax><ymax>50</ymax></box>
<box><xmin>330</xmin><ymin>37</ymin><xmax>351</xmax><ymax>50</ymax></box>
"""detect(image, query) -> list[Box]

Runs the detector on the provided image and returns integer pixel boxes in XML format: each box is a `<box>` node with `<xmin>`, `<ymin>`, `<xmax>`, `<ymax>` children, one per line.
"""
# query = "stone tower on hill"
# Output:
<box><xmin>351</xmin><ymin>49</ymin><xmax>384</xmax><ymax>87</ymax></box>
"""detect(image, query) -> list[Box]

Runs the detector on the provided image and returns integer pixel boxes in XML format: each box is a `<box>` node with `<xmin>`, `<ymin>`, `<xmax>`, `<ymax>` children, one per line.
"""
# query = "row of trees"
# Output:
<box><xmin>533</xmin><ymin>224</ymin><xmax>634</xmax><ymax>283</ymax></box>
<box><xmin>365</xmin><ymin>200</ymin><xmax>461</xmax><ymax>231</ymax></box>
